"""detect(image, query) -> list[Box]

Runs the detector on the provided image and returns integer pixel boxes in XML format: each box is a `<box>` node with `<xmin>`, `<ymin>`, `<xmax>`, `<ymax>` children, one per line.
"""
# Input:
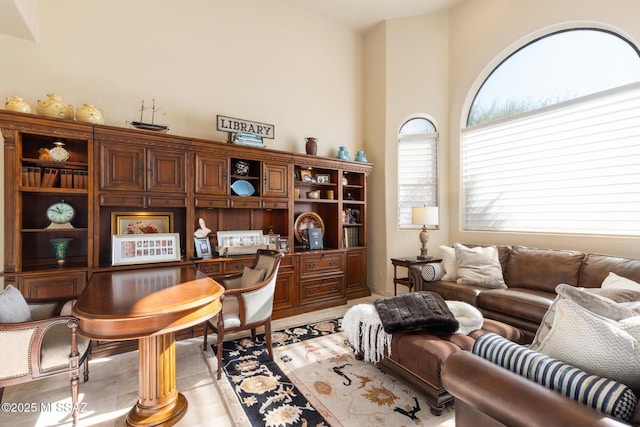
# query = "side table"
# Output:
<box><xmin>390</xmin><ymin>257</ymin><xmax>442</xmax><ymax>295</ymax></box>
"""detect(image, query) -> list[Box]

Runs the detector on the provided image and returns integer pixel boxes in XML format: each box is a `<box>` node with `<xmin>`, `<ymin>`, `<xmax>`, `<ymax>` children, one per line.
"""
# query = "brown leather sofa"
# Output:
<box><xmin>442</xmin><ymin>351</ymin><xmax>639</xmax><ymax>427</ymax></box>
<box><xmin>409</xmin><ymin>245</ymin><xmax>640</xmax><ymax>342</ymax></box>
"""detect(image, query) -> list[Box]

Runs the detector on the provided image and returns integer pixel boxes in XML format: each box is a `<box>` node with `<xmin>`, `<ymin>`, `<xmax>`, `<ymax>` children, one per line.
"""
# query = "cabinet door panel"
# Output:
<box><xmin>100</xmin><ymin>143</ymin><xmax>145</xmax><ymax>191</ymax></box>
<box><xmin>19</xmin><ymin>272</ymin><xmax>86</xmax><ymax>298</ymax></box>
<box><xmin>148</xmin><ymin>150</ymin><xmax>186</xmax><ymax>193</ymax></box>
<box><xmin>263</xmin><ymin>162</ymin><xmax>288</xmax><ymax>198</ymax></box>
<box><xmin>195</xmin><ymin>154</ymin><xmax>227</xmax><ymax>195</ymax></box>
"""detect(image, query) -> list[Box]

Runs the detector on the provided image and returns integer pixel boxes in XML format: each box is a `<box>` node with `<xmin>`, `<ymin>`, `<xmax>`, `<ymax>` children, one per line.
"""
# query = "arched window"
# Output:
<box><xmin>398</xmin><ymin>116</ymin><xmax>438</xmax><ymax>228</ymax></box>
<box><xmin>462</xmin><ymin>28</ymin><xmax>640</xmax><ymax>235</ymax></box>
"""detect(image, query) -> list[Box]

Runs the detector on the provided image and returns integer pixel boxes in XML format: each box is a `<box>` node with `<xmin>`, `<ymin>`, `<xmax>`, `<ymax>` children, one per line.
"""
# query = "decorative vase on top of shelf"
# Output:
<box><xmin>305</xmin><ymin>137</ymin><xmax>318</xmax><ymax>155</ymax></box>
<box><xmin>355</xmin><ymin>150</ymin><xmax>368</xmax><ymax>162</ymax></box>
<box><xmin>36</xmin><ymin>94</ymin><xmax>73</xmax><ymax>119</ymax></box>
<box><xmin>337</xmin><ymin>146</ymin><xmax>350</xmax><ymax>160</ymax></box>
<box><xmin>76</xmin><ymin>103</ymin><xmax>105</xmax><ymax>124</ymax></box>
<box><xmin>5</xmin><ymin>96</ymin><xmax>32</xmax><ymax>113</ymax></box>
<box><xmin>50</xmin><ymin>238</ymin><xmax>73</xmax><ymax>268</ymax></box>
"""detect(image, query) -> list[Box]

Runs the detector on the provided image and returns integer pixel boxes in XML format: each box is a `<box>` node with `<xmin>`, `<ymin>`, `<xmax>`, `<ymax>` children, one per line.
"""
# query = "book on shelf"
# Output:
<box><xmin>343</xmin><ymin>226</ymin><xmax>360</xmax><ymax>248</ymax></box>
<box><xmin>41</xmin><ymin>168</ymin><xmax>60</xmax><ymax>187</ymax></box>
<box><xmin>26</xmin><ymin>166</ymin><xmax>42</xmax><ymax>187</ymax></box>
<box><xmin>59</xmin><ymin>169</ymin><xmax>73</xmax><ymax>188</ymax></box>
<box><xmin>72</xmin><ymin>170</ymin><xmax>88</xmax><ymax>189</ymax></box>
<box><xmin>21</xmin><ymin>167</ymin><xmax>29</xmax><ymax>186</ymax></box>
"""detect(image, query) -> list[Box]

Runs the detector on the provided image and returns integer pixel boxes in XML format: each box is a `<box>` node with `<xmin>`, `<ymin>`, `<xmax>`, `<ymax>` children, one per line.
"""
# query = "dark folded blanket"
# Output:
<box><xmin>374</xmin><ymin>291</ymin><xmax>459</xmax><ymax>334</ymax></box>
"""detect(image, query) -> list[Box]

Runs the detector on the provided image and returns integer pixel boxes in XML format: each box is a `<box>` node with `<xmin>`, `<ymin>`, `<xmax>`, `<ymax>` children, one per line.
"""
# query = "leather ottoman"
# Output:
<box><xmin>377</xmin><ymin>319</ymin><xmax>524</xmax><ymax>415</ymax></box>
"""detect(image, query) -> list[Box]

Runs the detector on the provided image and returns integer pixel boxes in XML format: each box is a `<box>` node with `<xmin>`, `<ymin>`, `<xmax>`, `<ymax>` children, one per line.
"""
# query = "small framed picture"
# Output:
<box><xmin>308</xmin><ymin>228</ymin><xmax>324</xmax><ymax>250</ymax></box>
<box><xmin>112</xmin><ymin>233</ymin><xmax>180</xmax><ymax>266</ymax></box>
<box><xmin>111</xmin><ymin>212</ymin><xmax>174</xmax><ymax>235</ymax></box>
<box><xmin>194</xmin><ymin>237</ymin><xmax>213</xmax><ymax>259</ymax></box>
<box><xmin>316</xmin><ymin>174</ymin><xmax>330</xmax><ymax>184</ymax></box>
<box><xmin>277</xmin><ymin>238</ymin><xmax>289</xmax><ymax>252</ymax></box>
<box><xmin>300</xmin><ymin>170</ymin><xmax>313</xmax><ymax>182</ymax></box>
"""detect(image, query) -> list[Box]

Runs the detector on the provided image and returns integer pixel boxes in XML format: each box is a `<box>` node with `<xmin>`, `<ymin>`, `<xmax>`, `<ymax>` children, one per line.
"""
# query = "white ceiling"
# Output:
<box><xmin>293</xmin><ymin>0</ymin><xmax>463</xmax><ymax>33</ymax></box>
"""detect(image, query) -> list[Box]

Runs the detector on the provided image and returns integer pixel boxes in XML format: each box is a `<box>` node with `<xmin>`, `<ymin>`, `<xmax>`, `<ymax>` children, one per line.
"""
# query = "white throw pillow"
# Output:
<box><xmin>439</xmin><ymin>245</ymin><xmax>457</xmax><ymax>282</ymax></box>
<box><xmin>602</xmin><ymin>272</ymin><xmax>640</xmax><ymax>291</ymax></box>
<box><xmin>454</xmin><ymin>243</ymin><xmax>506</xmax><ymax>288</ymax></box>
<box><xmin>537</xmin><ymin>299</ymin><xmax>640</xmax><ymax>390</ymax></box>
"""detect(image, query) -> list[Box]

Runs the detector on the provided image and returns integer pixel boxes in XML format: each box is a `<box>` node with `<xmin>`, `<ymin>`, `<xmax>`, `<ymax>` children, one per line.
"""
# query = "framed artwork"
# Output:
<box><xmin>112</xmin><ymin>233</ymin><xmax>180</xmax><ymax>266</ymax></box>
<box><xmin>300</xmin><ymin>170</ymin><xmax>313</xmax><ymax>182</ymax></box>
<box><xmin>294</xmin><ymin>211</ymin><xmax>325</xmax><ymax>244</ymax></box>
<box><xmin>194</xmin><ymin>237</ymin><xmax>213</xmax><ymax>259</ymax></box>
<box><xmin>316</xmin><ymin>174</ymin><xmax>330</xmax><ymax>184</ymax></box>
<box><xmin>112</xmin><ymin>212</ymin><xmax>174</xmax><ymax>235</ymax></box>
<box><xmin>277</xmin><ymin>238</ymin><xmax>289</xmax><ymax>252</ymax></box>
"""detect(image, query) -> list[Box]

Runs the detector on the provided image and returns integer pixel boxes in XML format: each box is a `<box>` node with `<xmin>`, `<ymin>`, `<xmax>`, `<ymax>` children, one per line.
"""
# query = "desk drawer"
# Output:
<box><xmin>230</xmin><ymin>199</ymin><xmax>261</xmax><ymax>209</ymax></box>
<box><xmin>224</xmin><ymin>259</ymin><xmax>255</xmax><ymax>274</ymax></box>
<box><xmin>300</xmin><ymin>275</ymin><xmax>344</xmax><ymax>304</ymax></box>
<box><xmin>299</xmin><ymin>252</ymin><xmax>344</xmax><ymax>277</ymax></box>
<box><xmin>196</xmin><ymin>262</ymin><xmax>222</xmax><ymax>276</ymax></box>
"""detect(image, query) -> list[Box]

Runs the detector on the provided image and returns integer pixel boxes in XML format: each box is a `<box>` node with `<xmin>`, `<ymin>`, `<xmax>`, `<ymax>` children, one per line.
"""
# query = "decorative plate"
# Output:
<box><xmin>294</xmin><ymin>211</ymin><xmax>325</xmax><ymax>244</ymax></box>
<box><xmin>230</xmin><ymin>179</ymin><xmax>255</xmax><ymax>196</ymax></box>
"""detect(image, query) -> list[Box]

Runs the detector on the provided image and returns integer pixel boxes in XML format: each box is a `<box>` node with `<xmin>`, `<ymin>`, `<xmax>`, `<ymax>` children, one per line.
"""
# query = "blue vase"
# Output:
<box><xmin>337</xmin><ymin>146</ymin><xmax>350</xmax><ymax>161</ymax></box>
<box><xmin>354</xmin><ymin>150</ymin><xmax>367</xmax><ymax>162</ymax></box>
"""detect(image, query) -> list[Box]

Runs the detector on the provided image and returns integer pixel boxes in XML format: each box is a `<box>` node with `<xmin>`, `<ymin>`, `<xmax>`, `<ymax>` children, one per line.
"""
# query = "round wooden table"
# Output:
<box><xmin>73</xmin><ymin>266</ymin><xmax>224</xmax><ymax>427</ymax></box>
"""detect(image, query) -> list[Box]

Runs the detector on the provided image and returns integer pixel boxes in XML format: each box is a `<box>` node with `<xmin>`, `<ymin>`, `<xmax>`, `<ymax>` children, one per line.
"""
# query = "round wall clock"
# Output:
<box><xmin>294</xmin><ymin>211</ymin><xmax>324</xmax><ymax>244</ymax></box>
<box><xmin>49</xmin><ymin>140</ymin><xmax>69</xmax><ymax>162</ymax></box>
<box><xmin>46</xmin><ymin>200</ymin><xmax>76</xmax><ymax>229</ymax></box>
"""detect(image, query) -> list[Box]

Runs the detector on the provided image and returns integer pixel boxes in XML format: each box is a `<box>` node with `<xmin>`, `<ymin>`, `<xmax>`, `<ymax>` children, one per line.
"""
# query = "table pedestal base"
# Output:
<box><xmin>126</xmin><ymin>333</ymin><xmax>188</xmax><ymax>427</ymax></box>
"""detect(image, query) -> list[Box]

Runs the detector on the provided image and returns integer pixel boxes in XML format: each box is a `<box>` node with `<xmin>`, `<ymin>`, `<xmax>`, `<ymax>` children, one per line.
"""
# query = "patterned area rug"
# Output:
<box><xmin>209</xmin><ymin>318</ymin><xmax>455</xmax><ymax>426</ymax></box>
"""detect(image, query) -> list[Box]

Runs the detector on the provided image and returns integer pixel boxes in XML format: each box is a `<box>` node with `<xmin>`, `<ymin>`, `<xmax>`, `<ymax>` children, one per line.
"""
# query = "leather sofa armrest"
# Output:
<box><xmin>442</xmin><ymin>351</ymin><xmax>632</xmax><ymax>427</ymax></box>
<box><xmin>408</xmin><ymin>265</ymin><xmax>426</xmax><ymax>291</ymax></box>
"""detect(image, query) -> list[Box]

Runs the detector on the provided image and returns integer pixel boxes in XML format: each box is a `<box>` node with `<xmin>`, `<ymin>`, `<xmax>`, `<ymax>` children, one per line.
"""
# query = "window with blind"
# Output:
<box><xmin>463</xmin><ymin>29</ymin><xmax>640</xmax><ymax>236</ymax></box>
<box><xmin>398</xmin><ymin>117</ymin><xmax>438</xmax><ymax>229</ymax></box>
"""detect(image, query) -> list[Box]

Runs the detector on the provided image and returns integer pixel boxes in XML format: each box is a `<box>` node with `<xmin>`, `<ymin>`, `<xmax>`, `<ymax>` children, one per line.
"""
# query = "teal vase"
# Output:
<box><xmin>51</xmin><ymin>238</ymin><xmax>72</xmax><ymax>267</ymax></box>
<box><xmin>354</xmin><ymin>150</ymin><xmax>367</xmax><ymax>162</ymax></box>
<box><xmin>337</xmin><ymin>146</ymin><xmax>350</xmax><ymax>161</ymax></box>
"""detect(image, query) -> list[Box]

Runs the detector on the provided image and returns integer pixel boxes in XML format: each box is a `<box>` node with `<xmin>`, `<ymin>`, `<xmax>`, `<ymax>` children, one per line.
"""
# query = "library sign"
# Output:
<box><xmin>217</xmin><ymin>115</ymin><xmax>275</xmax><ymax>141</ymax></box>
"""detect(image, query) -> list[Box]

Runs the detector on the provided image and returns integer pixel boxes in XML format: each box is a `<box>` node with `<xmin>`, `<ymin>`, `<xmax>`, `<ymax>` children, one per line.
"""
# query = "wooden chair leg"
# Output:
<box><xmin>70</xmin><ymin>374</ymin><xmax>79</xmax><ymax>426</ymax></box>
<box><xmin>251</xmin><ymin>328</ymin><xmax>257</xmax><ymax>341</ymax></box>
<box><xmin>265</xmin><ymin>320</ymin><xmax>273</xmax><ymax>361</ymax></box>
<box><xmin>203</xmin><ymin>321</ymin><xmax>209</xmax><ymax>349</ymax></box>
<box><xmin>216</xmin><ymin>316</ymin><xmax>224</xmax><ymax>380</ymax></box>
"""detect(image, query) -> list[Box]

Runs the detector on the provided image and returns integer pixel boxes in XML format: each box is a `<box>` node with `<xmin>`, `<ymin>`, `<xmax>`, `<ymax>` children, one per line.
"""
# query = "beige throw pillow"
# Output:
<box><xmin>439</xmin><ymin>245</ymin><xmax>457</xmax><ymax>282</ymax></box>
<box><xmin>602</xmin><ymin>272</ymin><xmax>640</xmax><ymax>291</ymax></box>
<box><xmin>240</xmin><ymin>267</ymin><xmax>266</xmax><ymax>288</ymax></box>
<box><xmin>454</xmin><ymin>243</ymin><xmax>506</xmax><ymax>288</ymax></box>
<box><xmin>537</xmin><ymin>299</ymin><xmax>640</xmax><ymax>390</ymax></box>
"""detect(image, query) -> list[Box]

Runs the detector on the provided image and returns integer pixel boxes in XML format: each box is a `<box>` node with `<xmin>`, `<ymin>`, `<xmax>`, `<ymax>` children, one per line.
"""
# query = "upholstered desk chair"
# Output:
<box><xmin>0</xmin><ymin>286</ymin><xmax>91</xmax><ymax>426</ymax></box>
<box><xmin>204</xmin><ymin>249</ymin><xmax>284</xmax><ymax>379</ymax></box>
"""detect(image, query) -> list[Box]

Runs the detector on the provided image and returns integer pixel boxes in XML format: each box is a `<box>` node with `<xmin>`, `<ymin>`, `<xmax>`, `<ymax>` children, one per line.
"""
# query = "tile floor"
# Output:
<box><xmin>2</xmin><ymin>294</ymin><xmax>381</xmax><ymax>427</ymax></box>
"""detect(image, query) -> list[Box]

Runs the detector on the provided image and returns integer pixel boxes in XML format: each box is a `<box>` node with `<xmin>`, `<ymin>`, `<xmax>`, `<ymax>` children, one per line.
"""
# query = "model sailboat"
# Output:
<box><xmin>130</xmin><ymin>99</ymin><xmax>169</xmax><ymax>132</ymax></box>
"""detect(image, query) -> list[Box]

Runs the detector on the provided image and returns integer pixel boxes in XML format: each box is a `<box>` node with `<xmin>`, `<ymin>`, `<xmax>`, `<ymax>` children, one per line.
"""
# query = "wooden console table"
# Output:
<box><xmin>390</xmin><ymin>257</ymin><xmax>441</xmax><ymax>295</ymax></box>
<box><xmin>72</xmin><ymin>266</ymin><xmax>224</xmax><ymax>427</ymax></box>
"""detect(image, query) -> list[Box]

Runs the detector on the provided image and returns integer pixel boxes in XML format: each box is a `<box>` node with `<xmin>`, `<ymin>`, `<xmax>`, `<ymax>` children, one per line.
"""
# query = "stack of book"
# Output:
<box><xmin>233</xmin><ymin>132</ymin><xmax>264</xmax><ymax>148</ymax></box>
<box><xmin>22</xmin><ymin>167</ymin><xmax>88</xmax><ymax>189</ymax></box>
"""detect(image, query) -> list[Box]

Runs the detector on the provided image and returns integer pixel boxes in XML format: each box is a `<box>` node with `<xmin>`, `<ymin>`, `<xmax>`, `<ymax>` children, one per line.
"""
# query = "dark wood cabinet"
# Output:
<box><xmin>1</xmin><ymin>110</ymin><xmax>371</xmax><ymax>329</ymax></box>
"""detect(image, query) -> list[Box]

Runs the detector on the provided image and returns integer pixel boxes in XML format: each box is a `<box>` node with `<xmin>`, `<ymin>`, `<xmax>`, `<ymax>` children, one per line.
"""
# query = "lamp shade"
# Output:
<box><xmin>412</xmin><ymin>206</ymin><xmax>439</xmax><ymax>226</ymax></box>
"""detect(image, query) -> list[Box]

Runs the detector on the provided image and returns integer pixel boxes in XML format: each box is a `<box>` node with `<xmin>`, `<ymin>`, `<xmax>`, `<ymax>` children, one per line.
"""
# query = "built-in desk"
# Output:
<box><xmin>73</xmin><ymin>266</ymin><xmax>224</xmax><ymax>427</ymax></box>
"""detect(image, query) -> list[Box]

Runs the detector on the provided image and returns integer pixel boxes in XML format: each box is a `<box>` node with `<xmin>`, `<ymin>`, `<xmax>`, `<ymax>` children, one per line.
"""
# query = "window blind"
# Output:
<box><xmin>398</xmin><ymin>134</ymin><xmax>437</xmax><ymax>228</ymax></box>
<box><xmin>462</xmin><ymin>82</ymin><xmax>640</xmax><ymax>236</ymax></box>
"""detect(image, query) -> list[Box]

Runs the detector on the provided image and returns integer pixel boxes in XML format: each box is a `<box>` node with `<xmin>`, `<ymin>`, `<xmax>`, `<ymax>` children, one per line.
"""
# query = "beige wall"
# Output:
<box><xmin>0</xmin><ymin>0</ymin><xmax>363</xmax><ymax>154</ymax></box>
<box><xmin>448</xmin><ymin>0</ymin><xmax>640</xmax><ymax>259</ymax></box>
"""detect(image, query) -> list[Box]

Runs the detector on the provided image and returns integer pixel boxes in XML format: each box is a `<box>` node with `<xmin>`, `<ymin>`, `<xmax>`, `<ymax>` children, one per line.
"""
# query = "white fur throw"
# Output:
<box><xmin>342</xmin><ymin>304</ymin><xmax>392</xmax><ymax>363</ymax></box>
<box><xmin>445</xmin><ymin>301</ymin><xmax>484</xmax><ymax>335</ymax></box>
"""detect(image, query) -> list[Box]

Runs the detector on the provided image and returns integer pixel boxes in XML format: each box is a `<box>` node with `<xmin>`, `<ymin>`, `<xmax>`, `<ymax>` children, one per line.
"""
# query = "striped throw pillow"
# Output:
<box><xmin>473</xmin><ymin>333</ymin><xmax>638</xmax><ymax>422</ymax></box>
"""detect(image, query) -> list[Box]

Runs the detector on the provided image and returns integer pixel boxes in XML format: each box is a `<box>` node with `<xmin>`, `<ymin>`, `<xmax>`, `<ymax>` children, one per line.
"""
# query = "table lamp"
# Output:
<box><xmin>411</xmin><ymin>206</ymin><xmax>439</xmax><ymax>260</ymax></box>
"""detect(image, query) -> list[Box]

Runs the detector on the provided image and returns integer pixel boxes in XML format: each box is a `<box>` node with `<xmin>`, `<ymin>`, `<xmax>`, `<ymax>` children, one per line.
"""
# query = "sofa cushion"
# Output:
<box><xmin>602</xmin><ymin>272</ymin><xmax>640</xmax><ymax>291</ymax></box>
<box><xmin>476</xmin><ymin>288</ymin><xmax>554</xmax><ymax>323</ymax></box>
<box><xmin>537</xmin><ymin>298</ymin><xmax>640</xmax><ymax>391</ymax></box>
<box><xmin>473</xmin><ymin>333</ymin><xmax>638</xmax><ymax>422</ymax></box>
<box><xmin>580</xmin><ymin>253</ymin><xmax>640</xmax><ymax>288</ymax></box>
<box><xmin>424</xmin><ymin>280</ymin><xmax>484</xmax><ymax>305</ymax></box>
<box><xmin>455</xmin><ymin>243</ymin><xmax>506</xmax><ymax>288</ymax></box>
<box><xmin>504</xmin><ymin>246</ymin><xmax>584</xmax><ymax>292</ymax></box>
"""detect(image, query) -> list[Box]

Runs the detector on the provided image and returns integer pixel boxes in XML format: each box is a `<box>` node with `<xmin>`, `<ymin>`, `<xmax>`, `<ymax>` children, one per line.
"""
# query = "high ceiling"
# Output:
<box><xmin>293</xmin><ymin>0</ymin><xmax>463</xmax><ymax>33</ymax></box>
<box><xmin>0</xmin><ymin>0</ymin><xmax>464</xmax><ymax>41</ymax></box>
